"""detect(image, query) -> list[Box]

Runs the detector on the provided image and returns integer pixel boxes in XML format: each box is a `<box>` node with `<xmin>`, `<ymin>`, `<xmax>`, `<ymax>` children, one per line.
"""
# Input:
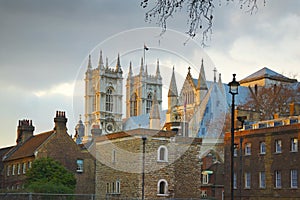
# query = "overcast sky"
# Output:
<box><xmin>0</xmin><ymin>0</ymin><xmax>299</xmax><ymax>147</ymax></box>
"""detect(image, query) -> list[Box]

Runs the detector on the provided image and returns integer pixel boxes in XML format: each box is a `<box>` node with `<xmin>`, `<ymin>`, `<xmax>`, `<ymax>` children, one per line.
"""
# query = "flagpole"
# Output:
<box><xmin>144</xmin><ymin>45</ymin><xmax>145</xmax><ymax>64</ymax></box>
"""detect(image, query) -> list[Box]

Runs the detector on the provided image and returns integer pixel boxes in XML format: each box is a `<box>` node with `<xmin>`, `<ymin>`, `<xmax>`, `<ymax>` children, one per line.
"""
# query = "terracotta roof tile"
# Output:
<box><xmin>4</xmin><ymin>131</ymin><xmax>54</xmax><ymax>161</ymax></box>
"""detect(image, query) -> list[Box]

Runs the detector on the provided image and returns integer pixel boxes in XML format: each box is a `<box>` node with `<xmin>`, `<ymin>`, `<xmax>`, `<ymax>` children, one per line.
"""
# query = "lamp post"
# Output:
<box><xmin>142</xmin><ymin>136</ymin><xmax>147</xmax><ymax>200</ymax></box>
<box><xmin>228</xmin><ymin>74</ymin><xmax>240</xmax><ymax>200</ymax></box>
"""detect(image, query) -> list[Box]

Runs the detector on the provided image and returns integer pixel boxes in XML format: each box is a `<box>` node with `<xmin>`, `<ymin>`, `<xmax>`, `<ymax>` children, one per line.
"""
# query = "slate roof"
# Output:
<box><xmin>3</xmin><ymin>131</ymin><xmax>54</xmax><ymax>161</ymax></box>
<box><xmin>94</xmin><ymin>128</ymin><xmax>177</xmax><ymax>143</ymax></box>
<box><xmin>240</xmin><ymin>67</ymin><xmax>297</xmax><ymax>84</ymax></box>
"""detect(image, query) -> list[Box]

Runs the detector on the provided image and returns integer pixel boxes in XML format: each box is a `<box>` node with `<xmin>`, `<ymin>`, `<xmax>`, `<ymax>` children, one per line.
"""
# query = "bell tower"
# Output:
<box><xmin>84</xmin><ymin>51</ymin><xmax>123</xmax><ymax>140</ymax></box>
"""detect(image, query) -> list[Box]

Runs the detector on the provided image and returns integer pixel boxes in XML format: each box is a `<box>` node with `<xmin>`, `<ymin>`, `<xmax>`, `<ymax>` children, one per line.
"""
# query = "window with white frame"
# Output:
<box><xmin>291</xmin><ymin>138</ymin><xmax>298</xmax><ymax>152</ymax></box>
<box><xmin>245</xmin><ymin>172</ymin><xmax>251</xmax><ymax>189</ymax></box>
<box><xmin>116</xmin><ymin>180</ymin><xmax>121</xmax><ymax>194</ymax></box>
<box><xmin>202</xmin><ymin>174</ymin><xmax>209</xmax><ymax>184</ymax></box>
<box><xmin>6</xmin><ymin>165</ymin><xmax>10</xmax><ymax>176</ymax></box>
<box><xmin>157</xmin><ymin>179</ymin><xmax>168</xmax><ymax>195</ymax></box>
<box><xmin>259</xmin><ymin>171</ymin><xmax>266</xmax><ymax>188</ymax></box>
<box><xmin>106</xmin><ymin>183</ymin><xmax>109</xmax><ymax>194</ymax></box>
<box><xmin>111</xmin><ymin>182</ymin><xmax>116</xmax><ymax>193</ymax></box>
<box><xmin>17</xmin><ymin>163</ymin><xmax>21</xmax><ymax>175</ymax></box>
<box><xmin>245</xmin><ymin>143</ymin><xmax>251</xmax><ymax>155</ymax></box>
<box><xmin>234</xmin><ymin>173</ymin><xmax>237</xmax><ymax>189</ymax></box>
<box><xmin>260</xmin><ymin>142</ymin><xmax>266</xmax><ymax>154</ymax></box>
<box><xmin>234</xmin><ymin>147</ymin><xmax>238</xmax><ymax>157</ymax></box>
<box><xmin>22</xmin><ymin>163</ymin><xmax>26</xmax><ymax>174</ymax></box>
<box><xmin>275</xmin><ymin>140</ymin><xmax>282</xmax><ymax>153</ymax></box>
<box><xmin>275</xmin><ymin>170</ymin><xmax>281</xmax><ymax>188</ymax></box>
<box><xmin>28</xmin><ymin>161</ymin><xmax>32</xmax><ymax>169</ymax></box>
<box><xmin>12</xmin><ymin>164</ymin><xmax>15</xmax><ymax>176</ymax></box>
<box><xmin>291</xmin><ymin>169</ymin><xmax>298</xmax><ymax>188</ymax></box>
<box><xmin>157</xmin><ymin>146</ymin><xmax>168</xmax><ymax>162</ymax></box>
<box><xmin>76</xmin><ymin>159</ymin><xmax>84</xmax><ymax>172</ymax></box>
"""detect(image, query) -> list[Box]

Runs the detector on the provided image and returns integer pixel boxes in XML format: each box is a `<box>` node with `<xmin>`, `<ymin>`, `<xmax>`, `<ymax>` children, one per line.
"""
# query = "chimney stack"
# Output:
<box><xmin>54</xmin><ymin>111</ymin><xmax>67</xmax><ymax>133</ymax></box>
<box><xmin>17</xmin><ymin>119</ymin><xmax>34</xmax><ymax>144</ymax></box>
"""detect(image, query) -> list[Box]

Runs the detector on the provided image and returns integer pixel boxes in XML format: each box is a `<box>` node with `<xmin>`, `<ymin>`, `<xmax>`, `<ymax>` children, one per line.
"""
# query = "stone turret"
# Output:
<box><xmin>74</xmin><ymin>115</ymin><xmax>85</xmax><ymax>144</ymax></box>
<box><xmin>17</xmin><ymin>119</ymin><xmax>35</xmax><ymax>144</ymax></box>
<box><xmin>98</xmin><ymin>50</ymin><xmax>104</xmax><ymax>71</ymax></box>
<box><xmin>115</xmin><ymin>53</ymin><xmax>122</xmax><ymax>73</ymax></box>
<box><xmin>196</xmin><ymin>59</ymin><xmax>208</xmax><ymax>105</ymax></box>
<box><xmin>149</xmin><ymin>92</ymin><xmax>161</xmax><ymax>130</ymax></box>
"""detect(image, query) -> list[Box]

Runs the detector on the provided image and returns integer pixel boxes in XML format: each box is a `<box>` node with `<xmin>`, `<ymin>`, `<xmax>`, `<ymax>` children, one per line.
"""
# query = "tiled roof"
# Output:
<box><xmin>240</xmin><ymin>67</ymin><xmax>297</xmax><ymax>84</ymax></box>
<box><xmin>4</xmin><ymin>131</ymin><xmax>54</xmax><ymax>161</ymax></box>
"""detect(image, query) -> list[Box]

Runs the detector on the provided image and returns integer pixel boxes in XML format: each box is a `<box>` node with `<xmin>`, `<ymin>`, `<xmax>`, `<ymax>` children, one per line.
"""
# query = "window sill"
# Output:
<box><xmin>157</xmin><ymin>194</ymin><xmax>169</xmax><ymax>197</ymax></box>
<box><xmin>157</xmin><ymin>160</ymin><xmax>168</xmax><ymax>163</ymax></box>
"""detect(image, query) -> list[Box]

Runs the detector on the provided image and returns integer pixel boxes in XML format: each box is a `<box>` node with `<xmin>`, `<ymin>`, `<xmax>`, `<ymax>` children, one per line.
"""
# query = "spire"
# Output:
<box><xmin>98</xmin><ymin>50</ymin><xmax>104</xmax><ymax>69</ymax></box>
<box><xmin>149</xmin><ymin>92</ymin><xmax>160</xmax><ymax>119</ymax></box>
<box><xmin>168</xmin><ymin>66</ymin><xmax>178</xmax><ymax>97</ymax></box>
<box><xmin>140</xmin><ymin>57</ymin><xmax>144</xmax><ymax>75</ymax></box>
<box><xmin>156</xmin><ymin>59</ymin><xmax>161</xmax><ymax>78</ymax></box>
<box><xmin>197</xmin><ymin>59</ymin><xmax>208</xmax><ymax>90</ymax></box>
<box><xmin>87</xmin><ymin>54</ymin><xmax>92</xmax><ymax>69</ymax></box>
<box><xmin>218</xmin><ymin>73</ymin><xmax>225</xmax><ymax>94</ymax></box>
<box><xmin>128</xmin><ymin>61</ymin><xmax>133</xmax><ymax>77</ymax></box>
<box><xmin>145</xmin><ymin>64</ymin><xmax>148</xmax><ymax>76</ymax></box>
<box><xmin>115</xmin><ymin>53</ymin><xmax>122</xmax><ymax>73</ymax></box>
<box><xmin>106</xmin><ymin>57</ymin><xmax>109</xmax><ymax>68</ymax></box>
<box><xmin>213</xmin><ymin>67</ymin><xmax>217</xmax><ymax>83</ymax></box>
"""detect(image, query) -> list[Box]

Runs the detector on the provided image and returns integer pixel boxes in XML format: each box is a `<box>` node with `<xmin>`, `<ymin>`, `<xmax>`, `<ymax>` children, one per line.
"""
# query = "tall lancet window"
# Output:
<box><xmin>146</xmin><ymin>93</ymin><xmax>152</xmax><ymax>114</ymax></box>
<box><xmin>106</xmin><ymin>88</ymin><xmax>113</xmax><ymax>112</ymax></box>
<box><xmin>130</xmin><ymin>93</ymin><xmax>137</xmax><ymax>116</ymax></box>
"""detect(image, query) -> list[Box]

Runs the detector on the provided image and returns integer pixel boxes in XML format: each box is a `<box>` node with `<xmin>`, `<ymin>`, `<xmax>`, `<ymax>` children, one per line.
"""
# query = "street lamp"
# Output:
<box><xmin>228</xmin><ymin>74</ymin><xmax>240</xmax><ymax>200</ymax></box>
<box><xmin>142</xmin><ymin>136</ymin><xmax>147</xmax><ymax>200</ymax></box>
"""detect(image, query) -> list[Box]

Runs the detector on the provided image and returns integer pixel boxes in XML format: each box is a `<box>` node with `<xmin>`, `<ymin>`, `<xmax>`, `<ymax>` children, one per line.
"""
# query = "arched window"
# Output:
<box><xmin>157</xmin><ymin>179</ymin><xmax>168</xmax><ymax>195</ymax></box>
<box><xmin>106</xmin><ymin>88</ymin><xmax>113</xmax><ymax>112</ymax></box>
<box><xmin>130</xmin><ymin>93</ymin><xmax>137</xmax><ymax>116</ymax></box>
<box><xmin>146</xmin><ymin>93</ymin><xmax>152</xmax><ymax>114</ymax></box>
<box><xmin>157</xmin><ymin>146</ymin><xmax>168</xmax><ymax>162</ymax></box>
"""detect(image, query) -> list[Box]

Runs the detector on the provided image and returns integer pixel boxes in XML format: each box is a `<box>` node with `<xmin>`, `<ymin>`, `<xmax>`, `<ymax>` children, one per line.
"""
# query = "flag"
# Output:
<box><xmin>144</xmin><ymin>44</ymin><xmax>149</xmax><ymax>51</ymax></box>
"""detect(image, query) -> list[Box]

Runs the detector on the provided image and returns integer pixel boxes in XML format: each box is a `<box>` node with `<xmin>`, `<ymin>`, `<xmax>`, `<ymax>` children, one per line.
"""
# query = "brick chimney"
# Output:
<box><xmin>17</xmin><ymin>119</ymin><xmax>35</xmax><ymax>145</ymax></box>
<box><xmin>54</xmin><ymin>111</ymin><xmax>67</xmax><ymax>133</ymax></box>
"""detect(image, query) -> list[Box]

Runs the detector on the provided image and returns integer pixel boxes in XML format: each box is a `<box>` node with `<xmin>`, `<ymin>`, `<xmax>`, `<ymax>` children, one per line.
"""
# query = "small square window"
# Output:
<box><xmin>76</xmin><ymin>159</ymin><xmax>84</xmax><ymax>172</ymax></box>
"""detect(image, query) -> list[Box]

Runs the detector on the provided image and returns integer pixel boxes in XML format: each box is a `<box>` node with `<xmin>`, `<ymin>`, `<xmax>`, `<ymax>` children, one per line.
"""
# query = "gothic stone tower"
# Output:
<box><xmin>84</xmin><ymin>51</ymin><xmax>123</xmax><ymax>140</ymax></box>
<box><xmin>126</xmin><ymin>58</ymin><xmax>162</xmax><ymax>118</ymax></box>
